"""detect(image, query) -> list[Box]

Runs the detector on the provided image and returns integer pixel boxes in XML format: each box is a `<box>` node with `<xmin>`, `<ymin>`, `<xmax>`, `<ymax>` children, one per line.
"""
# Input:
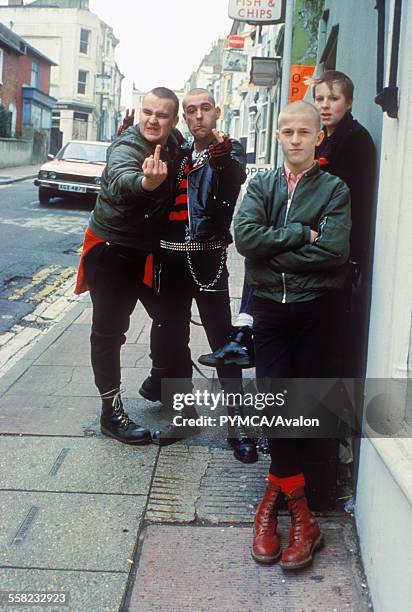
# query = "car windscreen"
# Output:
<box><xmin>58</xmin><ymin>143</ymin><xmax>109</xmax><ymax>163</ymax></box>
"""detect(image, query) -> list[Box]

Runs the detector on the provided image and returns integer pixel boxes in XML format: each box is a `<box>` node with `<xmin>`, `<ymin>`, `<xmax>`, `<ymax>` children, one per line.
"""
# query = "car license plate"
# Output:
<box><xmin>58</xmin><ymin>184</ymin><xmax>87</xmax><ymax>193</ymax></box>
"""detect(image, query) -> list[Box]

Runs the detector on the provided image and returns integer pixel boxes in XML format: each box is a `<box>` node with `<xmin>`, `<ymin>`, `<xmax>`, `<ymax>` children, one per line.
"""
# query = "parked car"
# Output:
<box><xmin>34</xmin><ymin>140</ymin><xmax>110</xmax><ymax>205</ymax></box>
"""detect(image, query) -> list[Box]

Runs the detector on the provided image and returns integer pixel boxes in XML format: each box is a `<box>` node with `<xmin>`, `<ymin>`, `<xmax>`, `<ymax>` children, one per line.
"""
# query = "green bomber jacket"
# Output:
<box><xmin>234</xmin><ymin>163</ymin><xmax>351</xmax><ymax>303</ymax></box>
<box><xmin>89</xmin><ymin>125</ymin><xmax>183</xmax><ymax>251</ymax></box>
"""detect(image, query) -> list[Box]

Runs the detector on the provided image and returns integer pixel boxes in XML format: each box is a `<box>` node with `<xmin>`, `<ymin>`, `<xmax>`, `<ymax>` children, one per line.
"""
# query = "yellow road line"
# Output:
<box><xmin>29</xmin><ymin>267</ymin><xmax>76</xmax><ymax>303</ymax></box>
<box><xmin>8</xmin><ymin>266</ymin><xmax>59</xmax><ymax>301</ymax></box>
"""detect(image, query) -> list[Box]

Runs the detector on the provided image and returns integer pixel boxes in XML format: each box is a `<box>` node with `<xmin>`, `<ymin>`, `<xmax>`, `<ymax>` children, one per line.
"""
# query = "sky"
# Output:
<box><xmin>88</xmin><ymin>0</ymin><xmax>233</xmax><ymax>104</ymax></box>
<box><xmin>0</xmin><ymin>0</ymin><xmax>233</xmax><ymax>106</ymax></box>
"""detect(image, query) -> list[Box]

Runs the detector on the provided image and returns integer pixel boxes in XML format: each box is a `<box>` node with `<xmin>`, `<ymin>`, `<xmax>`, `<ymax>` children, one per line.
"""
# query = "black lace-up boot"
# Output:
<box><xmin>152</xmin><ymin>405</ymin><xmax>201</xmax><ymax>446</ymax></box>
<box><xmin>100</xmin><ymin>389</ymin><xmax>151</xmax><ymax>445</ymax></box>
<box><xmin>198</xmin><ymin>326</ymin><xmax>255</xmax><ymax>368</ymax></box>
<box><xmin>227</xmin><ymin>403</ymin><xmax>258</xmax><ymax>463</ymax></box>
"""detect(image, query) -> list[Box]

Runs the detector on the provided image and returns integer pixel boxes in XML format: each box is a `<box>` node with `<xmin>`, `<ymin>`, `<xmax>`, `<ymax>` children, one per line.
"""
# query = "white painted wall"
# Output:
<box><xmin>355</xmin><ymin>0</ymin><xmax>412</xmax><ymax>610</ymax></box>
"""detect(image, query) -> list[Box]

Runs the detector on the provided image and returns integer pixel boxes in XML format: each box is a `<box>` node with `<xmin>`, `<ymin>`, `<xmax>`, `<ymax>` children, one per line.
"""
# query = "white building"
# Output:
<box><xmin>0</xmin><ymin>0</ymin><xmax>123</xmax><ymax>145</ymax></box>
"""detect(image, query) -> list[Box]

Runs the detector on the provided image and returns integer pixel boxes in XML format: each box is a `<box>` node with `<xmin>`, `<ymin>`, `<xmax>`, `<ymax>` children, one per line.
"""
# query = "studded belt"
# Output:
<box><xmin>160</xmin><ymin>239</ymin><xmax>224</xmax><ymax>252</ymax></box>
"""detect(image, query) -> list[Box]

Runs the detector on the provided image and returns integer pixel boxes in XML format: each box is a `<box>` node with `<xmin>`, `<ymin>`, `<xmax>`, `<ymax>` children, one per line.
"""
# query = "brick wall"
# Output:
<box><xmin>0</xmin><ymin>46</ymin><xmax>21</xmax><ymax>134</ymax></box>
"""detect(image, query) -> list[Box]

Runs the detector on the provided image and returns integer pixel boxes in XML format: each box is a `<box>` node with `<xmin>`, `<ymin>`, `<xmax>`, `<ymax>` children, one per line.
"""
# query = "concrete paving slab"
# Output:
<box><xmin>34</xmin><ymin>328</ymin><xmax>149</xmax><ymax>367</ymax></box>
<box><xmin>0</xmin><ymin>395</ymin><xmax>98</xmax><ymax>436</ymax></box>
<box><xmin>3</xmin><ymin>365</ymin><xmax>150</xmax><ymax>399</ymax></box>
<box><xmin>147</xmin><ymin>445</ymin><xmax>211</xmax><ymax>522</ymax></box>
<box><xmin>0</xmin><ymin>392</ymin><xmax>167</xmax><ymax>437</ymax></box>
<box><xmin>72</xmin><ymin>306</ymin><xmax>92</xmax><ymax>325</ymax></box>
<box><xmin>50</xmin><ymin>366</ymin><xmax>154</xmax><ymax>397</ymax></box>
<box><xmin>147</xmin><ymin>445</ymin><xmax>269</xmax><ymax>524</ymax></box>
<box><xmin>128</xmin><ymin>524</ymin><xmax>369</xmax><ymax>612</ymax></box>
<box><xmin>33</xmin><ymin>328</ymin><xmax>91</xmax><ymax>367</ymax></box>
<box><xmin>1</xmin><ymin>365</ymin><xmax>78</xmax><ymax>396</ymax></box>
<box><xmin>0</xmin><ymin>491</ymin><xmax>145</xmax><ymax>571</ymax></box>
<box><xmin>0</xmin><ymin>437</ymin><xmax>157</xmax><ymax>494</ymax></box>
<box><xmin>0</xmin><ymin>568</ymin><xmax>128</xmax><ymax>612</ymax></box>
<box><xmin>137</xmin><ymin>318</ymin><xmax>211</xmax><ymax>347</ymax></box>
<box><xmin>197</xmin><ymin>448</ymin><xmax>270</xmax><ymax>523</ymax></box>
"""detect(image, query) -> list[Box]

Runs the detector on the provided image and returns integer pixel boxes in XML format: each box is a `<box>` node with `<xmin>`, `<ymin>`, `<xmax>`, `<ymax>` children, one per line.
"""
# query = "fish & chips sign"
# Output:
<box><xmin>228</xmin><ymin>0</ymin><xmax>286</xmax><ymax>24</ymax></box>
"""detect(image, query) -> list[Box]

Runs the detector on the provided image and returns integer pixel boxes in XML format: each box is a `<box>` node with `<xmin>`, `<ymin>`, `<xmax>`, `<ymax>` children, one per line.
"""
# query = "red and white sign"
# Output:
<box><xmin>288</xmin><ymin>65</ymin><xmax>316</xmax><ymax>102</ymax></box>
<box><xmin>228</xmin><ymin>0</ymin><xmax>286</xmax><ymax>24</ymax></box>
<box><xmin>227</xmin><ymin>35</ymin><xmax>245</xmax><ymax>49</ymax></box>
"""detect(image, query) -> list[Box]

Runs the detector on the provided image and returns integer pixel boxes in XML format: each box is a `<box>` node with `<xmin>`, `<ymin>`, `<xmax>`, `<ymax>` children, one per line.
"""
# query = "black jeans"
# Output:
<box><xmin>253</xmin><ymin>294</ymin><xmax>336</xmax><ymax>477</ymax></box>
<box><xmin>150</xmin><ymin>248</ymin><xmax>242</xmax><ymax>393</ymax></box>
<box><xmin>83</xmin><ymin>242</ymin><xmax>159</xmax><ymax>395</ymax></box>
<box><xmin>239</xmin><ymin>276</ymin><xmax>253</xmax><ymax>316</ymax></box>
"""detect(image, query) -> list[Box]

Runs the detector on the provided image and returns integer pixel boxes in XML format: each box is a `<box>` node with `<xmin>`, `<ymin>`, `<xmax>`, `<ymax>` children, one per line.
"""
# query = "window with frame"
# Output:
<box><xmin>31</xmin><ymin>58</ymin><xmax>40</xmax><ymax>88</ymax></box>
<box><xmin>80</xmin><ymin>29</ymin><xmax>90</xmax><ymax>55</ymax></box>
<box><xmin>0</xmin><ymin>48</ymin><xmax>4</xmax><ymax>85</ymax></box>
<box><xmin>259</xmin><ymin>102</ymin><xmax>269</xmax><ymax>157</ymax></box>
<box><xmin>77</xmin><ymin>70</ymin><xmax>88</xmax><ymax>95</ymax></box>
<box><xmin>226</xmin><ymin>75</ymin><xmax>233</xmax><ymax>96</ymax></box>
<box><xmin>247</xmin><ymin>111</ymin><xmax>256</xmax><ymax>154</ymax></box>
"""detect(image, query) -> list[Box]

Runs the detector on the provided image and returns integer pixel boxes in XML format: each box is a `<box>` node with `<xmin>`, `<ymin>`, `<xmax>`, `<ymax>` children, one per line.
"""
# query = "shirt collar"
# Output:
<box><xmin>284</xmin><ymin>162</ymin><xmax>316</xmax><ymax>181</ymax></box>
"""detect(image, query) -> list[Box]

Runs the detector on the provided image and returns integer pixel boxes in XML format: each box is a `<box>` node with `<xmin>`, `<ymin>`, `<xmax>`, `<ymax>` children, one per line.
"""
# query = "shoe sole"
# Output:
<box><xmin>251</xmin><ymin>548</ymin><xmax>281</xmax><ymax>564</ymax></box>
<box><xmin>152</xmin><ymin>428</ymin><xmax>201</xmax><ymax>447</ymax></box>
<box><xmin>101</xmin><ymin>427</ymin><xmax>152</xmax><ymax>445</ymax></box>
<box><xmin>198</xmin><ymin>356</ymin><xmax>254</xmax><ymax>369</ymax></box>
<box><xmin>227</xmin><ymin>438</ymin><xmax>259</xmax><ymax>464</ymax></box>
<box><xmin>280</xmin><ymin>534</ymin><xmax>324</xmax><ymax>570</ymax></box>
<box><xmin>197</xmin><ymin>357</ymin><xmax>219</xmax><ymax>367</ymax></box>
<box><xmin>138</xmin><ymin>386</ymin><xmax>161</xmax><ymax>402</ymax></box>
<box><xmin>223</xmin><ymin>356</ymin><xmax>255</xmax><ymax>368</ymax></box>
<box><xmin>233</xmin><ymin>448</ymin><xmax>259</xmax><ymax>463</ymax></box>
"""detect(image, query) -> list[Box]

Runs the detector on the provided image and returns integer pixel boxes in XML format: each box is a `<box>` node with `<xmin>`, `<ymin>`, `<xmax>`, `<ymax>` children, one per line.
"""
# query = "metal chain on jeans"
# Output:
<box><xmin>185</xmin><ymin>228</ymin><xmax>227</xmax><ymax>290</ymax></box>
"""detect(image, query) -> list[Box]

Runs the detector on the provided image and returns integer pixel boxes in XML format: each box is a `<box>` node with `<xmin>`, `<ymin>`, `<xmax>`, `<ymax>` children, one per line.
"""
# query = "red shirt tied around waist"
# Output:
<box><xmin>74</xmin><ymin>226</ymin><xmax>154</xmax><ymax>295</ymax></box>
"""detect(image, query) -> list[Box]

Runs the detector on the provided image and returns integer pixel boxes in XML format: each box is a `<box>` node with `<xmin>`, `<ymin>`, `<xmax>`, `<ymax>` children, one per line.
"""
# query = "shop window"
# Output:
<box><xmin>77</xmin><ymin>70</ymin><xmax>88</xmax><ymax>95</ymax></box>
<box><xmin>52</xmin><ymin>111</ymin><xmax>61</xmax><ymax>128</ymax></box>
<box><xmin>72</xmin><ymin>111</ymin><xmax>89</xmax><ymax>140</ymax></box>
<box><xmin>31</xmin><ymin>59</ymin><xmax>41</xmax><ymax>89</ymax></box>
<box><xmin>80</xmin><ymin>29</ymin><xmax>90</xmax><ymax>55</ymax></box>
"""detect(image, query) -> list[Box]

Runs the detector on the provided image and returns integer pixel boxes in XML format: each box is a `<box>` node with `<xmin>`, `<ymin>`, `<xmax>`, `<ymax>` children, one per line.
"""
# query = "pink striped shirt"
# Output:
<box><xmin>284</xmin><ymin>162</ymin><xmax>315</xmax><ymax>197</ymax></box>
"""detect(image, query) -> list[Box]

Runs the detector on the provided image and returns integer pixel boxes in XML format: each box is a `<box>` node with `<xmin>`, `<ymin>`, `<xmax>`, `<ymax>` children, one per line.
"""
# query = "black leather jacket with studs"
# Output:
<box><xmin>180</xmin><ymin>139</ymin><xmax>246</xmax><ymax>244</ymax></box>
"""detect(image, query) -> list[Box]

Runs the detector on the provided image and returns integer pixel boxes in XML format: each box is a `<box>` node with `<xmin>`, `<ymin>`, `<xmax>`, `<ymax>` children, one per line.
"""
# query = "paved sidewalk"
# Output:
<box><xmin>0</xmin><ymin>248</ymin><xmax>372</xmax><ymax>611</ymax></box>
<box><xmin>0</xmin><ymin>164</ymin><xmax>41</xmax><ymax>185</ymax></box>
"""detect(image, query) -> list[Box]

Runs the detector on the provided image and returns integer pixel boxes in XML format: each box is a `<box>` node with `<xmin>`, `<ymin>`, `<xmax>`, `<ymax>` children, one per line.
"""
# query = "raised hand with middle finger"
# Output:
<box><xmin>141</xmin><ymin>144</ymin><xmax>168</xmax><ymax>191</ymax></box>
<box><xmin>209</xmin><ymin>129</ymin><xmax>232</xmax><ymax>169</ymax></box>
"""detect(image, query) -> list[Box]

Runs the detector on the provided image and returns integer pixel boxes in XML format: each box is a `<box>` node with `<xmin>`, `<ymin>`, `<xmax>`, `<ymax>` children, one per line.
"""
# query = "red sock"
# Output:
<box><xmin>267</xmin><ymin>473</ymin><xmax>281</xmax><ymax>487</ymax></box>
<box><xmin>278</xmin><ymin>473</ymin><xmax>306</xmax><ymax>495</ymax></box>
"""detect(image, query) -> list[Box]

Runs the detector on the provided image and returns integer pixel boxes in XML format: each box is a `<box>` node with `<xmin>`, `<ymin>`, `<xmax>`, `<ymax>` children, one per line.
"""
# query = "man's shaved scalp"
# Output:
<box><xmin>278</xmin><ymin>101</ymin><xmax>321</xmax><ymax>131</ymax></box>
<box><xmin>183</xmin><ymin>88</ymin><xmax>216</xmax><ymax>109</ymax></box>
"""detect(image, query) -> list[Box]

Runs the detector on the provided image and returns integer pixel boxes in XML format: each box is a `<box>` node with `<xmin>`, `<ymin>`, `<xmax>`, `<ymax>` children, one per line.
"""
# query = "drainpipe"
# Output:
<box><xmin>277</xmin><ymin>0</ymin><xmax>295</xmax><ymax>166</ymax></box>
<box><xmin>375</xmin><ymin>0</ymin><xmax>402</xmax><ymax>118</ymax></box>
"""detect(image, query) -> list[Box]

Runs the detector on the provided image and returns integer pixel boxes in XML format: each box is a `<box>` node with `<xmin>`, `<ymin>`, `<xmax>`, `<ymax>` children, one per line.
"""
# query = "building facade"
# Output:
<box><xmin>318</xmin><ymin>1</ymin><xmax>412</xmax><ymax>610</ymax></box>
<box><xmin>0</xmin><ymin>0</ymin><xmax>123</xmax><ymax>145</ymax></box>
<box><xmin>0</xmin><ymin>21</ymin><xmax>56</xmax><ymax>138</ymax></box>
<box><xmin>188</xmin><ymin>1</ymin><xmax>412</xmax><ymax>608</ymax></box>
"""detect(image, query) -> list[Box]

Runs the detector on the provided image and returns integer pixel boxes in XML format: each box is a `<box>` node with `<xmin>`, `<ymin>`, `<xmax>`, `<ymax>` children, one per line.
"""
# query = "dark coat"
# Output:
<box><xmin>234</xmin><ymin>164</ymin><xmax>351</xmax><ymax>303</ymax></box>
<box><xmin>182</xmin><ymin>139</ymin><xmax>246</xmax><ymax>244</ymax></box>
<box><xmin>90</xmin><ymin>125</ymin><xmax>183</xmax><ymax>250</ymax></box>
<box><xmin>316</xmin><ymin>112</ymin><xmax>376</xmax><ymax>269</ymax></box>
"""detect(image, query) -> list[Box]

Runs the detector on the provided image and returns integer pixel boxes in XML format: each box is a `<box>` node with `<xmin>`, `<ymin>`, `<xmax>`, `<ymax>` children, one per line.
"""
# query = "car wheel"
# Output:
<box><xmin>39</xmin><ymin>188</ymin><xmax>51</xmax><ymax>206</ymax></box>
